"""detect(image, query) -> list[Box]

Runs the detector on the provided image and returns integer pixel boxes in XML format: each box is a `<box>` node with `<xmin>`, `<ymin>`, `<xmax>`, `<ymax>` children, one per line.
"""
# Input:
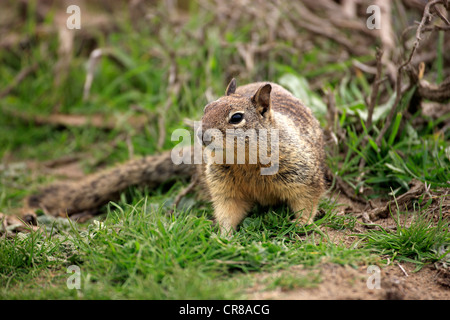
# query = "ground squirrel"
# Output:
<box><xmin>198</xmin><ymin>79</ymin><xmax>325</xmax><ymax>234</ymax></box>
<box><xmin>27</xmin><ymin>79</ymin><xmax>325</xmax><ymax>234</ymax></box>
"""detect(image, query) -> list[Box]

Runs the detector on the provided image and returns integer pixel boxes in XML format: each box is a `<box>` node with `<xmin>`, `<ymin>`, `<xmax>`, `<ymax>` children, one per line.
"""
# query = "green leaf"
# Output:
<box><xmin>385</xmin><ymin>163</ymin><xmax>405</xmax><ymax>174</ymax></box>
<box><xmin>278</xmin><ymin>74</ymin><xmax>327</xmax><ymax>117</ymax></box>
<box><xmin>387</xmin><ymin>112</ymin><xmax>402</xmax><ymax>146</ymax></box>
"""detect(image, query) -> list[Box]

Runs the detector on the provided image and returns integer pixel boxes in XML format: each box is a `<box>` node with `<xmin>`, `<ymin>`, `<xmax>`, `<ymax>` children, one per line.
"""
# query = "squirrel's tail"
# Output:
<box><xmin>25</xmin><ymin>147</ymin><xmax>195</xmax><ymax>218</ymax></box>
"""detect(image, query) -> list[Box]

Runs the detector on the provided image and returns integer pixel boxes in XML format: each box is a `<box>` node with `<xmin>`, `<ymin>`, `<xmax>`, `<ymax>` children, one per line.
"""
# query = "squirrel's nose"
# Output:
<box><xmin>196</xmin><ymin>127</ymin><xmax>208</xmax><ymax>146</ymax></box>
<box><xmin>196</xmin><ymin>127</ymin><xmax>203</xmax><ymax>142</ymax></box>
<box><xmin>196</xmin><ymin>127</ymin><xmax>213</xmax><ymax>147</ymax></box>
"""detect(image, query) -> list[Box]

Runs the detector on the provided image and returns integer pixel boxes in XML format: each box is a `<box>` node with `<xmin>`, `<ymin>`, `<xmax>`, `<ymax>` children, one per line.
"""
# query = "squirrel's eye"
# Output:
<box><xmin>229</xmin><ymin>112</ymin><xmax>244</xmax><ymax>124</ymax></box>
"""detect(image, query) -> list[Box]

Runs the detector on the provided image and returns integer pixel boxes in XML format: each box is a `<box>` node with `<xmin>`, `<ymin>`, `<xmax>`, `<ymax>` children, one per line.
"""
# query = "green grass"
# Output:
<box><xmin>327</xmin><ymin>76</ymin><xmax>450</xmax><ymax>196</ymax></box>
<box><xmin>0</xmin><ymin>1</ymin><xmax>449</xmax><ymax>299</ymax></box>
<box><xmin>0</xmin><ymin>194</ymin><xmax>374</xmax><ymax>299</ymax></box>
<box><xmin>359</xmin><ymin>197</ymin><xmax>450</xmax><ymax>269</ymax></box>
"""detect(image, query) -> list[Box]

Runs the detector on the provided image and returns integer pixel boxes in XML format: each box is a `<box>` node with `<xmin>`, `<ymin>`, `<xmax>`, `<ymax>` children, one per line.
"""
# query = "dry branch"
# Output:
<box><xmin>167</xmin><ymin>173</ymin><xmax>200</xmax><ymax>216</ymax></box>
<box><xmin>367</xmin><ymin>49</ymin><xmax>384</xmax><ymax>130</ymax></box>
<box><xmin>366</xmin><ymin>179</ymin><xmax>426</xmax><ymax>221</ymax></box>
<box><xmin>2</xmin><ymin>107</ymin><xmax>149</xmax><ymax>131</ymax></box>
<box><xmin>0</xmin><ymin>63</ymin><xmax>38</xmax><ymax>99</ymax></box>
<box><xmin>83</xmin><ymin>48</ymin><xmax>130</xmax><ymax>101</ymax></box>
<box><xmin>26</xmin><ymin>148</ymin><xmax>196</xmax><ymax>218</ymax></box>
<box><xmin>287</xmin><ymin>1</ymin><xmax>371</xmax><ymax>56</ymax></box>
<box><xmin>375</xmin><ymin>0</ymin><xmax>450</xmax><ymax>146</ymax></box>
<box><xmin>417</xmin><ymin>76</ymin><xmax>450</xmax><ymax>102</ymax></box>
<box><xmin>157</xmin><ymin>62</ymin><xmax>181</xmax><ymax>150</ymax></box>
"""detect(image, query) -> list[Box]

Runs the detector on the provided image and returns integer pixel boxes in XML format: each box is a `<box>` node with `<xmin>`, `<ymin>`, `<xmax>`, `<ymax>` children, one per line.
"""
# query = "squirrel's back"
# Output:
<box><xmin>235</xmin><ymin>81</ymin><xmax>324</xmax><ymax>164</ymax></box>
<box><xmin>235</xmin><ymin>82</ymin><xmax>316</xmax><ymax>123</ymax></box>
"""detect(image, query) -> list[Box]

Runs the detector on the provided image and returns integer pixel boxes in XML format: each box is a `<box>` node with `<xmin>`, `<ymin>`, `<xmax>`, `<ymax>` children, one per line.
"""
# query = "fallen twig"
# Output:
<box><xmin>397</xmin><ymin>262</ymin><xmax>409</xmax><ymax>277</ymax></box>
<box><xmin>367</xmin><ymin>179</ymin><xmax>425</xmax><ymax>221</ymax></box>
<box><xmin>167</xmin><ymin>173</ymin><xmax>200</xmax><ymax>216</ymax></box>
<box><xmin>418</xmin><ymin>75</ymin><xmax>450</xmax><ymax>102</ymax></box>
<box><xmin>0</xmin><ymin>63</ymin><xmax>38</xmax><ymax>99</ymax></box>
<box><xmin>1</xmin><ymin>107</ymin><xmax>148</xmax><ymax>131</ymax></box>
<box><xmin>83</xmin><ymin>48</ymin><xmax>129</xmax><ymax>101</ymax></box>
<box><xmin>325</xmin><ymin>167</ymin><xmax>367</xmax><ymax>205</ymax></box>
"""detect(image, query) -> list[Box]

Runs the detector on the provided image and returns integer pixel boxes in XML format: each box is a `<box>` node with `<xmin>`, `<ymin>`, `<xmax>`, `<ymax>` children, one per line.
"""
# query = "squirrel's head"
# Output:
<box><xmin>198</xmin><ymin>78</ymin><xmax>274</xmax><ymax>149</ymax></box>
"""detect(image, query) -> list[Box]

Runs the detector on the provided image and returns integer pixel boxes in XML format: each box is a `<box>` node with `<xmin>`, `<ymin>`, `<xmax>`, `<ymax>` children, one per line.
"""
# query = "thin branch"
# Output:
<box><xmin>157</xmin><ymin>61</ymin><xmax>181</xmax><ymax>150</ymax></box>
<box><xmin>375</xmin><ymin>0</ymin><xmax>447</xmax><ymax>147</ymax></box>
<box><xmin>167</xmin><ymin>173</ymin><xmax>200</xmax><ymax>216</ymax></box>
<box><xmin>397</xmin><ymin>262</ymin><xmax>409</xmax><ymax>277</ymax></box>
<box><xmin>1</xmin><ymin>107</ymin><xmax>148</xmax><ymax>131</ymax></box>
<box><xmin>0</xmin><ymin>63</ymin><xmax>38</xmax><ymax>99</ymax></box>
<box><xmin>355</xmin><ymin>49</ymin><xmax>383</xmax><ymax>193</ymax></box>
<box><xmin>367</xmin><ymin>49</ymin><xmax>384</xmax><ymax>130</ymax></box>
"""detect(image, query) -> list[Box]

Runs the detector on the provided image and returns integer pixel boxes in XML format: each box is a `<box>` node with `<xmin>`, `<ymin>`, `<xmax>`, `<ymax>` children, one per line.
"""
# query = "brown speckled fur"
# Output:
<box><xmin>199</xmin><ymin>79</ymin><xmax>325</xmax><ymax>234</ymax></box>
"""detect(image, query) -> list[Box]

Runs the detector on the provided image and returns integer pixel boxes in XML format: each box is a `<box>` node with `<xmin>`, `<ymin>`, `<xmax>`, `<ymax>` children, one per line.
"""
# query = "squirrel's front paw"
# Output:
<box><xmin>291</xmin><ymin>211</ymin><xmax>314</xmax><ymax>226</ymax></box>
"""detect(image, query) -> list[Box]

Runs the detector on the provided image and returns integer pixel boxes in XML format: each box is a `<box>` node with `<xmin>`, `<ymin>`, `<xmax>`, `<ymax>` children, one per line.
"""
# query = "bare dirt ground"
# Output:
<box><xmin>248</xmin><ymin>262</ymin><xmax>450</xmax><ymax>300</ymax></box>
<box><xmin>247</xmin><ymin>192</ymin><xmax>450</xmax><ymax>300</ymax></box>
<box><xmin>248</xmin><ymin>217</ymin><xmax>450</xmax><ymax>300</ymax></box>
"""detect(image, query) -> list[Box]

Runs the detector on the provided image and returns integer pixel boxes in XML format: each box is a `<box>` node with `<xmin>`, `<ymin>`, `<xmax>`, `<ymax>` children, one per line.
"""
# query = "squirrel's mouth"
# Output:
<box><xmin>202</xmin><ymin>137</ymin><xmax>251</xmax><ymax>150</ymax></box>
<box><xmin>200</xmin><ymin>136</ymin><xmax>222</xmax><ymax>148</ymax></box>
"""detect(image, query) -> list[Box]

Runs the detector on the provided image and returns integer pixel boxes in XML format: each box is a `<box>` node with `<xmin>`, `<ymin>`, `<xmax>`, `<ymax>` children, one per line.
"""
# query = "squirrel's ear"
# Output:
<box><xmin>225</xmin><ymin>78</ymin><xmax>237</xmax><ymax>96</ymax></box>
<box><xmin>252</xmin><ymin>84</ymin><xmax>272</xmax><ymax>116</ymax></box>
